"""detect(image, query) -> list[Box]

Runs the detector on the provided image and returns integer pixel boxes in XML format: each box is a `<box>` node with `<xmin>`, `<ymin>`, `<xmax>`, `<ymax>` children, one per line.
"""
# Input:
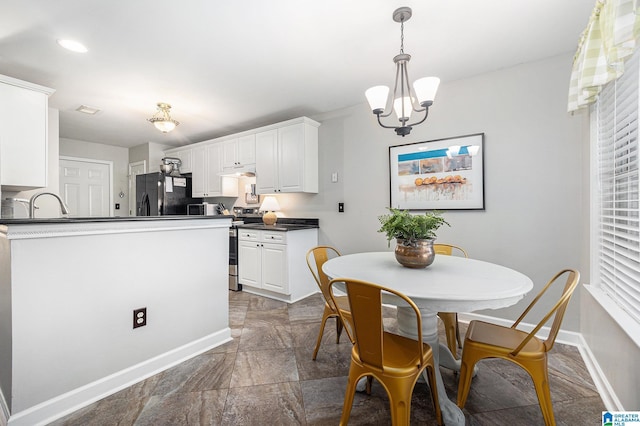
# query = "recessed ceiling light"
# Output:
<box><xmin>57</xmin><ymin>39</ymin><xmax>88</xmax><ymax>53</ymax></box>
<box><xmin>75</xmin><ymin>105</ymin><xmax>101</xmax><ymax>115</ymax></box>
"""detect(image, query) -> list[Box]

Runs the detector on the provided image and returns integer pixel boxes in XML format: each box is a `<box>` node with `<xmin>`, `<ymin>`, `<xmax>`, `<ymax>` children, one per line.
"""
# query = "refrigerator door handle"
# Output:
<box><xmin>139</xmin><ymin>192</ymin><xmax>150</xmax><ymax>216</ymax></box>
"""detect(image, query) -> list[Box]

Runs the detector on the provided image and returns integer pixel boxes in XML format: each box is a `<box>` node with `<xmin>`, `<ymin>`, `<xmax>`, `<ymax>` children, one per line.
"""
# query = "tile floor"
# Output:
<box><xmin>51</xmin><ymin>291</ymin><xmax>605</xmax><ymax>425</ymax></box>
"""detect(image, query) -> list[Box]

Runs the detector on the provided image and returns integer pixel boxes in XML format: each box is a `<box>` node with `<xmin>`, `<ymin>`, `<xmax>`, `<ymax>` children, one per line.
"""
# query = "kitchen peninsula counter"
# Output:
<box><xmin>0</xmin><ymin>216</ymin><xmax>232</xmax><ymax>426</ymax></box>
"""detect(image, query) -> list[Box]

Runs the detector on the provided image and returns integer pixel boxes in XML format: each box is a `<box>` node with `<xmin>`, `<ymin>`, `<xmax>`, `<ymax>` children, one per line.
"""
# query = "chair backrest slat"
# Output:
<box><xmin>433</xmin><ymin>243</ymin><xmax>468</xmax><ymax>258</ymax></box>
<box><xmin>510</xmin><ymin>269</ymin><xmax>580</xmax><ymax>355</ymax></box>
<box><xmin>347</xmin><ymin>281</ymin><xmax>384</xmax><ymax>369</ymax></box>
<box><xmin>306</xmin><ymin>246</ymin><xmax>341</xmax><ymax>310</ymax></box>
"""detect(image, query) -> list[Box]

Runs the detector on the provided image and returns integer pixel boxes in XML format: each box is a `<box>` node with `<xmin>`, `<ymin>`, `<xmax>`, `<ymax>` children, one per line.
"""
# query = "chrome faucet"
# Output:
<box><xmin>29</xmin><ymin>192</ymin><xmax>71</xmax><ymax>218</ymax></box>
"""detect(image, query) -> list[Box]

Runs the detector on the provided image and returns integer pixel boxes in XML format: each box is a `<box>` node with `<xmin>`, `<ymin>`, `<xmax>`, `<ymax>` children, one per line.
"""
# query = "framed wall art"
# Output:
<box><xmin>389</xmin><ymin>133</ymin><xmax>485</xmax><ymax>210</ymax></box>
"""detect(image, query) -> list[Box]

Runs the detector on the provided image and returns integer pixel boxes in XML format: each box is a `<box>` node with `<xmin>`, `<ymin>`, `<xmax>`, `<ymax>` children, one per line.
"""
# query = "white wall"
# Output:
<box><xmin>59</xmin><ymin>138</ymin><xmax>130</xmax><ymax>216</ymax></box>
<box><xmin>276</xmin><ymin>53</ymin><xmax>588</xmax><ymax>332</ymax></box>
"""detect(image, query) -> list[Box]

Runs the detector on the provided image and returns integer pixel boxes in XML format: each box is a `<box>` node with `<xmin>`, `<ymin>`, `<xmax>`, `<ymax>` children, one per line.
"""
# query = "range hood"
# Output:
<box><xmin>218</xmin><ymin>165</ymin><xmax>256</xmax><ymax>177</ymax></box>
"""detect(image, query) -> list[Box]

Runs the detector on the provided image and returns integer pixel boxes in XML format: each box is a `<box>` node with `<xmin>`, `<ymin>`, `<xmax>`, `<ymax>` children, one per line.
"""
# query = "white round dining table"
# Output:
<box><xmin>323</xmin><ymin>251</ymin><xmax>533</xmax><ymax>426</ymax></box>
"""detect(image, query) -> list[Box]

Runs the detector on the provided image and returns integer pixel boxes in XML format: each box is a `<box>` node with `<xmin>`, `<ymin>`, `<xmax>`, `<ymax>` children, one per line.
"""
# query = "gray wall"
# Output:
<box><xmin>276</xmin><ymin>53</ymin><xmax>588</xmax><ymax>331</ymax></box>
<box><xmin>59</xmin><ymin>138</ymin><xmax>130</xmax><ymax>216</ymax></box>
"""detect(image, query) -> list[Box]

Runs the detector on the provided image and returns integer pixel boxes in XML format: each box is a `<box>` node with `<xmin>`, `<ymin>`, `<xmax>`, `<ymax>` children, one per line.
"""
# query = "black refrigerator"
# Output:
<box><xmin>136</xmin><ymin>173</ymin><xmax>201</xmax><ymax>216</ymax></box>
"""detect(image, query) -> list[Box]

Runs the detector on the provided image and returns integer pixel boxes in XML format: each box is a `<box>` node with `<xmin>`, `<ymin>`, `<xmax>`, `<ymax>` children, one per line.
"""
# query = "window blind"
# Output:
<box><xmin>595</xmin><ymin>48</ymin><xmax>640</xmax><ymax>324</ymax></box>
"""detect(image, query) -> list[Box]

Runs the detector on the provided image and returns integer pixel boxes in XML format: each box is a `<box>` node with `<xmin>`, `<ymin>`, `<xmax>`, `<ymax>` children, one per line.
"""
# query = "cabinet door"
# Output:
<box><xmin>261</xmin><ymin>242</ymin><xmax>288</xmax><ymax>294</ymax></box>
<box><xmin>0</xmin><ymin>81</ymin><xmax>49</xmax><ymax>189</ymax></box>
<box><xmin>238</xmin><ymin>240</ymin><xmax>261</xmax><ymax>287</ymax></box>
<box><xmin>206</xmin><ymin>144</ymin><xmax>223</xmax><ymax>195</ymax></box>
<box><xmin>191</xmin><ymin>145</ymin><xmax>207</xmax><ymax>197</ymax></box>
<box><xmin>255</xmin><ymin>129</ymin><xmax>278</xmax><ymax>194</ymax></box>
<box><xmin>278</xmin><ymin>123</ymin><xmax>305</xmax><ymax>193</ymax></box>
<box><xmin>174</xmin><ymin>148</ymin><xmax>193</xmax><ymax>173</ymax></box>
<box><xmin>221</xmin><ymin>139</ymin><xmax>238</xmax><ymax>170</ymax></box>
<box><xmin>238</xmin><ymin>134</ymin><xmax>256</xmax><ymax>165</ymax></box>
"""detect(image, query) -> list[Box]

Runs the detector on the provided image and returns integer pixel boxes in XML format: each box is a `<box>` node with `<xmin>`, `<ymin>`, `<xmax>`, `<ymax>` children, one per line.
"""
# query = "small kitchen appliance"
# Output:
<box><xmin>187</xmin><ymin>203</ymin><xmax>219</xmax><ymax>216</ymax></box>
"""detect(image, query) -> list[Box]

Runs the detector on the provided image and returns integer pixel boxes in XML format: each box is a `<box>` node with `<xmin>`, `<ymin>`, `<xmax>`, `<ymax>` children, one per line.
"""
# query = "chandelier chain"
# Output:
<box><xmin>400</xmin><ymin>19</ymin><xmax>404</xmax><ymax>53</ymax></box>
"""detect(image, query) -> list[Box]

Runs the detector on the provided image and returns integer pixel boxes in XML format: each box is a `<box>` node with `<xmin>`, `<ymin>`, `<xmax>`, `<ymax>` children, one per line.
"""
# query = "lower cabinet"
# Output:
<box><xmin>238</xmin><ymin>228</ymin><xmax>318</xmax><ymax>303</ymax></box>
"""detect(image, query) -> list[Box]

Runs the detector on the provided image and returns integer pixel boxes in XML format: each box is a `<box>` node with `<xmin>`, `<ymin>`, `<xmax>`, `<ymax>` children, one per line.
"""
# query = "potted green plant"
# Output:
<box><xmin>378</xmin><ymin>208</ymin><xmax>449</xmax><ymax>268</ymax></box>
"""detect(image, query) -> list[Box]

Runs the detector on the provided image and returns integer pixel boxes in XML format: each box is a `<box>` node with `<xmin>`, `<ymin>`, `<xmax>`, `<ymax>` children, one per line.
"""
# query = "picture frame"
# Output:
<box><xmin>389</xmin><ymin>133</ymin><xmax>485</xmax><ymax>210</ymax></box>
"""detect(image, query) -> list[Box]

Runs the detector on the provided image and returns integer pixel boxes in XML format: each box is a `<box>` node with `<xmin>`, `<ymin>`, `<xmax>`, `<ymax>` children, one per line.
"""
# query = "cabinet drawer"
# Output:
<box><xmin>238</xmin><ymin>230</ymin><xmax>260</xmax><ymax>241</ymax></box>
<box><xmin>262</xmin><ymin>231</ymin><xmax>286</xmax><ymax>243</ymax></box>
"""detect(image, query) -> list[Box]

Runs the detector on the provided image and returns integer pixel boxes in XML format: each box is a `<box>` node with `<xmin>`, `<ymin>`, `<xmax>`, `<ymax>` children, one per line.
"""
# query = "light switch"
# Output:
<box><xmin>331</xmin><ymin>172</ymin><xmax>338</xmax><ymax>183</ymax></box>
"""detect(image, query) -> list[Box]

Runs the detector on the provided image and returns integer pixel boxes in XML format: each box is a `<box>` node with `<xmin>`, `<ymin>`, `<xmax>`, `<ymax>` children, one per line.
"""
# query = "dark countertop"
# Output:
<box><xmin>236</xmin><ymin>223</ymin><xmax>319</xmax><ymax>232</ymax></box>
<box><xmin>236</xmin><ymin>217</ymin><xmax>319</xmax><ymax>232</ymax></box>
<box><xmin>0</xmin><ymin>215</ymin><xmax>234</xmax><ymax>225</ymax></box>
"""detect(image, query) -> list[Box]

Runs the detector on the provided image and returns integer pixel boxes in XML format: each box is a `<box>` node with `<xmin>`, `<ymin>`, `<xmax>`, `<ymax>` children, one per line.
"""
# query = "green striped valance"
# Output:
<box><xmin>568</xmin><ymin>0</ymin><xmax>640</xmax><ymax>112</ymax></box>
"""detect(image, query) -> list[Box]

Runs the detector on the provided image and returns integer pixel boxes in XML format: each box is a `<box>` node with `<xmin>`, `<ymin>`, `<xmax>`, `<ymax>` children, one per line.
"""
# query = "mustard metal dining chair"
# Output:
<box><xmin>328</xmin><ymin>278</ymin><xmax>443</xmax><ymax>426</ymax></box>
<box><xmin>306</xmin><ymin>246</ymin><xmax>354</xmax><ymax>360</ymax></box>
<box><xmin>434</xmin><ymin>243</ymin><xmax>468</xmax><ymax>359</ymax></box>
<box><xmin>456</xmin><ymin>269</ymin><xmax>580</xmax><ymax>426</ymax></box>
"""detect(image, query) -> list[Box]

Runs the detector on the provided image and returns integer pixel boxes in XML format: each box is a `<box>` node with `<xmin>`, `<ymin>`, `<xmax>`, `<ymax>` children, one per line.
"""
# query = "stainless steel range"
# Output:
<box><xmin>229</xmin><ymin>221</ymin><xmax>242</xmax><ymax>291</ymax></box>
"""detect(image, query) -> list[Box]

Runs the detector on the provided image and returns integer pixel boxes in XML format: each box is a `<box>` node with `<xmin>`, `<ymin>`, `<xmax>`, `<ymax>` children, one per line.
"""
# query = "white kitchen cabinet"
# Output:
<box><xmin>164</xmin><ymin>146</ymin><xmax>193</xmax><ymax>173</ymax></box>
<box><xmin>221</xmin><ymin>134</ymin><xmax>256</xmax><ymax>171</ymax></box>
<box><xmin>255</xmin><ymin>118</ymin><xmax>319</xmax><ymax>194</ymax></box>
<box><xmin>238</xmin><ymin>227</ymin><xmax>318</xmax><ymax>302</ymax></box>
<box><xmin>191</xmin><ymin>143</ymin><xmax>238</xmax><ymax>198</ymax></box>
<box><xmin>0</xmin><ymin>74</ymin><xmax>54</xmax><ymax>191</ymax></box>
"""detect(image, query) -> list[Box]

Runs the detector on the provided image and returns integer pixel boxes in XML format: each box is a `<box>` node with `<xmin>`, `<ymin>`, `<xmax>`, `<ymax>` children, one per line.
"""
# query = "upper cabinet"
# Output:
<box><xmin>255</xmin><ymin>118</ymin><xmax>319</xmax><ymax>194</ymax></box>
<box><xmin>163</xmin><ymin>116</ymin><xmax>319</xmax><ymax>196</ymax></box>
<box><xmin>0</xmin><ymin>74</ymin><xmax>55</xmax><ymax>191</ymax></box>
<box><xmin>191</xmin><ymin>142</ymin><xmax>238</xmax><ymax>198</ymax></box>
<box><xmin>164</xmin><ymin>147</ymin><xmax>193</xmax><ymax>173</ymax></box>
<box><xmin>222</xmin><ymin>134</ymin><xmax>256</xmax><ymax>171</ymax></box>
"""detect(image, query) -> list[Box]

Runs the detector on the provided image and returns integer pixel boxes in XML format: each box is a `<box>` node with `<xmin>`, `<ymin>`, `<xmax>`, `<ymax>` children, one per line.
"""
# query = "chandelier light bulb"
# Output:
<box><xmin>363</xmin><ymin>6</ymin><xmax>439</xmax><ymax>137</ymax></box>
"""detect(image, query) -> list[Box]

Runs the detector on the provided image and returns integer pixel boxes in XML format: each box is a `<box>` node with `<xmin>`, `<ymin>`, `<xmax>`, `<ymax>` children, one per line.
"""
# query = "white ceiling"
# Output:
<box><xmin>0</xmin><ymin>1</ymin><xmax>594</xmax><ymax>149</ymax></box>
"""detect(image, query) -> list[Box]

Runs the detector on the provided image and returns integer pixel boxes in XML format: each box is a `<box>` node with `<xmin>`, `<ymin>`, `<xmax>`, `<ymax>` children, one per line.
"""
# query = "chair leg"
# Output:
<box><xmin>527</xmin><ymin>359</ymin><xmax>556</xmax><ymax>426</ymax></box>
<box><xmin>386</xmin><ymin>377</ymin><xmax>415</xmax><ymax>426</ymax></box>
<box><xmin>336</xmin><ymin>316</ymin><xmax>344</xmax><ymax>344</ymax></box>
<box><xmin>439</xmin><ymin>312</ymin><xmax>459</xmax><ymax>359</ymax></box>
<box><xmin>423</xmin><ymin>365</ymin><xmax>443</xmax><ymax>426</ymax></box>
<box><xmin>455</xmin><ymin>313</ymin><xmax>463</xmax><ymax>349</ymax></box>
<box><xmin>339</xmin><ymin>365</ymin><xmax>362</xmax><ymax>426</ymax></box>
<box><xmin>456</xmin><ymin>351</ymin><xmax>480</xmax><ymax>408</ymax></box>
<box><xmin>312</xmin><ymin>308</ymin><xmax>332</xmax><ymax>360</ymax></box>
<box><xmin>366</xmin><ymin>375</ymin><xmax>373</xmax><ymax>395</ymax></box>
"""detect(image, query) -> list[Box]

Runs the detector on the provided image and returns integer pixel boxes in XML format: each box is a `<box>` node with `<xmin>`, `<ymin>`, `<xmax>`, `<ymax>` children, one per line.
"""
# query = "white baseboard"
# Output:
<box><xmin>6</xmin><ymin>329</ymin><xmax>231</xmax><ymax>426</ymax></box>
<box><xmin>458</xmin><ymin>312</ymin><xmax>620</xmax><ymax>410</ymax></box>
<box><xmin>242</xmin><ymin>287</ymin><xmax>318</xmax><ymax>304</ymax></box>
<box><xmin>0</xmin><ymin>390</ymin><xmax>8</xmax><ymax>426</ymax></box>
<box><xmin>576</xmin><ymin>334</ymin><xmax>624</xmax><ymax>411</ymax></box>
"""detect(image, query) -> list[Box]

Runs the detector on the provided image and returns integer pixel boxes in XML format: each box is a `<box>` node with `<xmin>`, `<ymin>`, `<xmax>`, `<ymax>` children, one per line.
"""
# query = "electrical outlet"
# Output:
<box><xmin>133</xmin><ymin>307</ymin><xmax>146</xmax><ymax>329</ymax></box>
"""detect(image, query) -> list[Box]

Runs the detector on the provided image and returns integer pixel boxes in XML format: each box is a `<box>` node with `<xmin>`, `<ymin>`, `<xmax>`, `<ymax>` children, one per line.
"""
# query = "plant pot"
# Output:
<box><xmin>395</xmin><ymin>238</ymin><xmax>435</xmax><ymax>269</ymax></box>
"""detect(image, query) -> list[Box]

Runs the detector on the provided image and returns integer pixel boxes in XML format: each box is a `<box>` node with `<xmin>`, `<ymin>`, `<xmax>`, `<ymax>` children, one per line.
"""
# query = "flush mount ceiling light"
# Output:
<box><xmin>365</xmin><ymin>7</ymin><xmax>440</xmax><ymax>137</ymax></box>
<box><xmin>56</xmin><ymin>39</ymin><xmax>88</xmax><ymax>53</ymax></box>
<box><xmin>147</xmin><ymin>102</ymin><xmax>179</xmax><ymax>133</ymax></box>
<box><xmin>75</xmin><ymin>104</ymin><xmax>101</xmax><ymax>115</ymax></box>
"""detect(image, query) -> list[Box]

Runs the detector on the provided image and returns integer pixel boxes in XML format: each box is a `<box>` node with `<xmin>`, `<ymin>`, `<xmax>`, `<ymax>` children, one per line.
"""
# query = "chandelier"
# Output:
<box><xmin>365</xmin><ymin>7</ymin><xmax>440</xmax><ymax>137</ymax></box>
<box><xmin>147</xmin><ymin>102</ymin><xmax>179</xmax><ymax>133</ymax></box>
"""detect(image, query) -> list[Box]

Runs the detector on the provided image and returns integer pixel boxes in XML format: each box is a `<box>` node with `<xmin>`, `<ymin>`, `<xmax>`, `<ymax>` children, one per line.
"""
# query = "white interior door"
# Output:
<box><xmin>59</xmin><ymin>158</ymin><xmax>112</xmax><ymax>217</ymax></box>
<box><xmin>128</xmin><ymin>160</ymin><xmax>146</xmax><ymax>216</ymax></box>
